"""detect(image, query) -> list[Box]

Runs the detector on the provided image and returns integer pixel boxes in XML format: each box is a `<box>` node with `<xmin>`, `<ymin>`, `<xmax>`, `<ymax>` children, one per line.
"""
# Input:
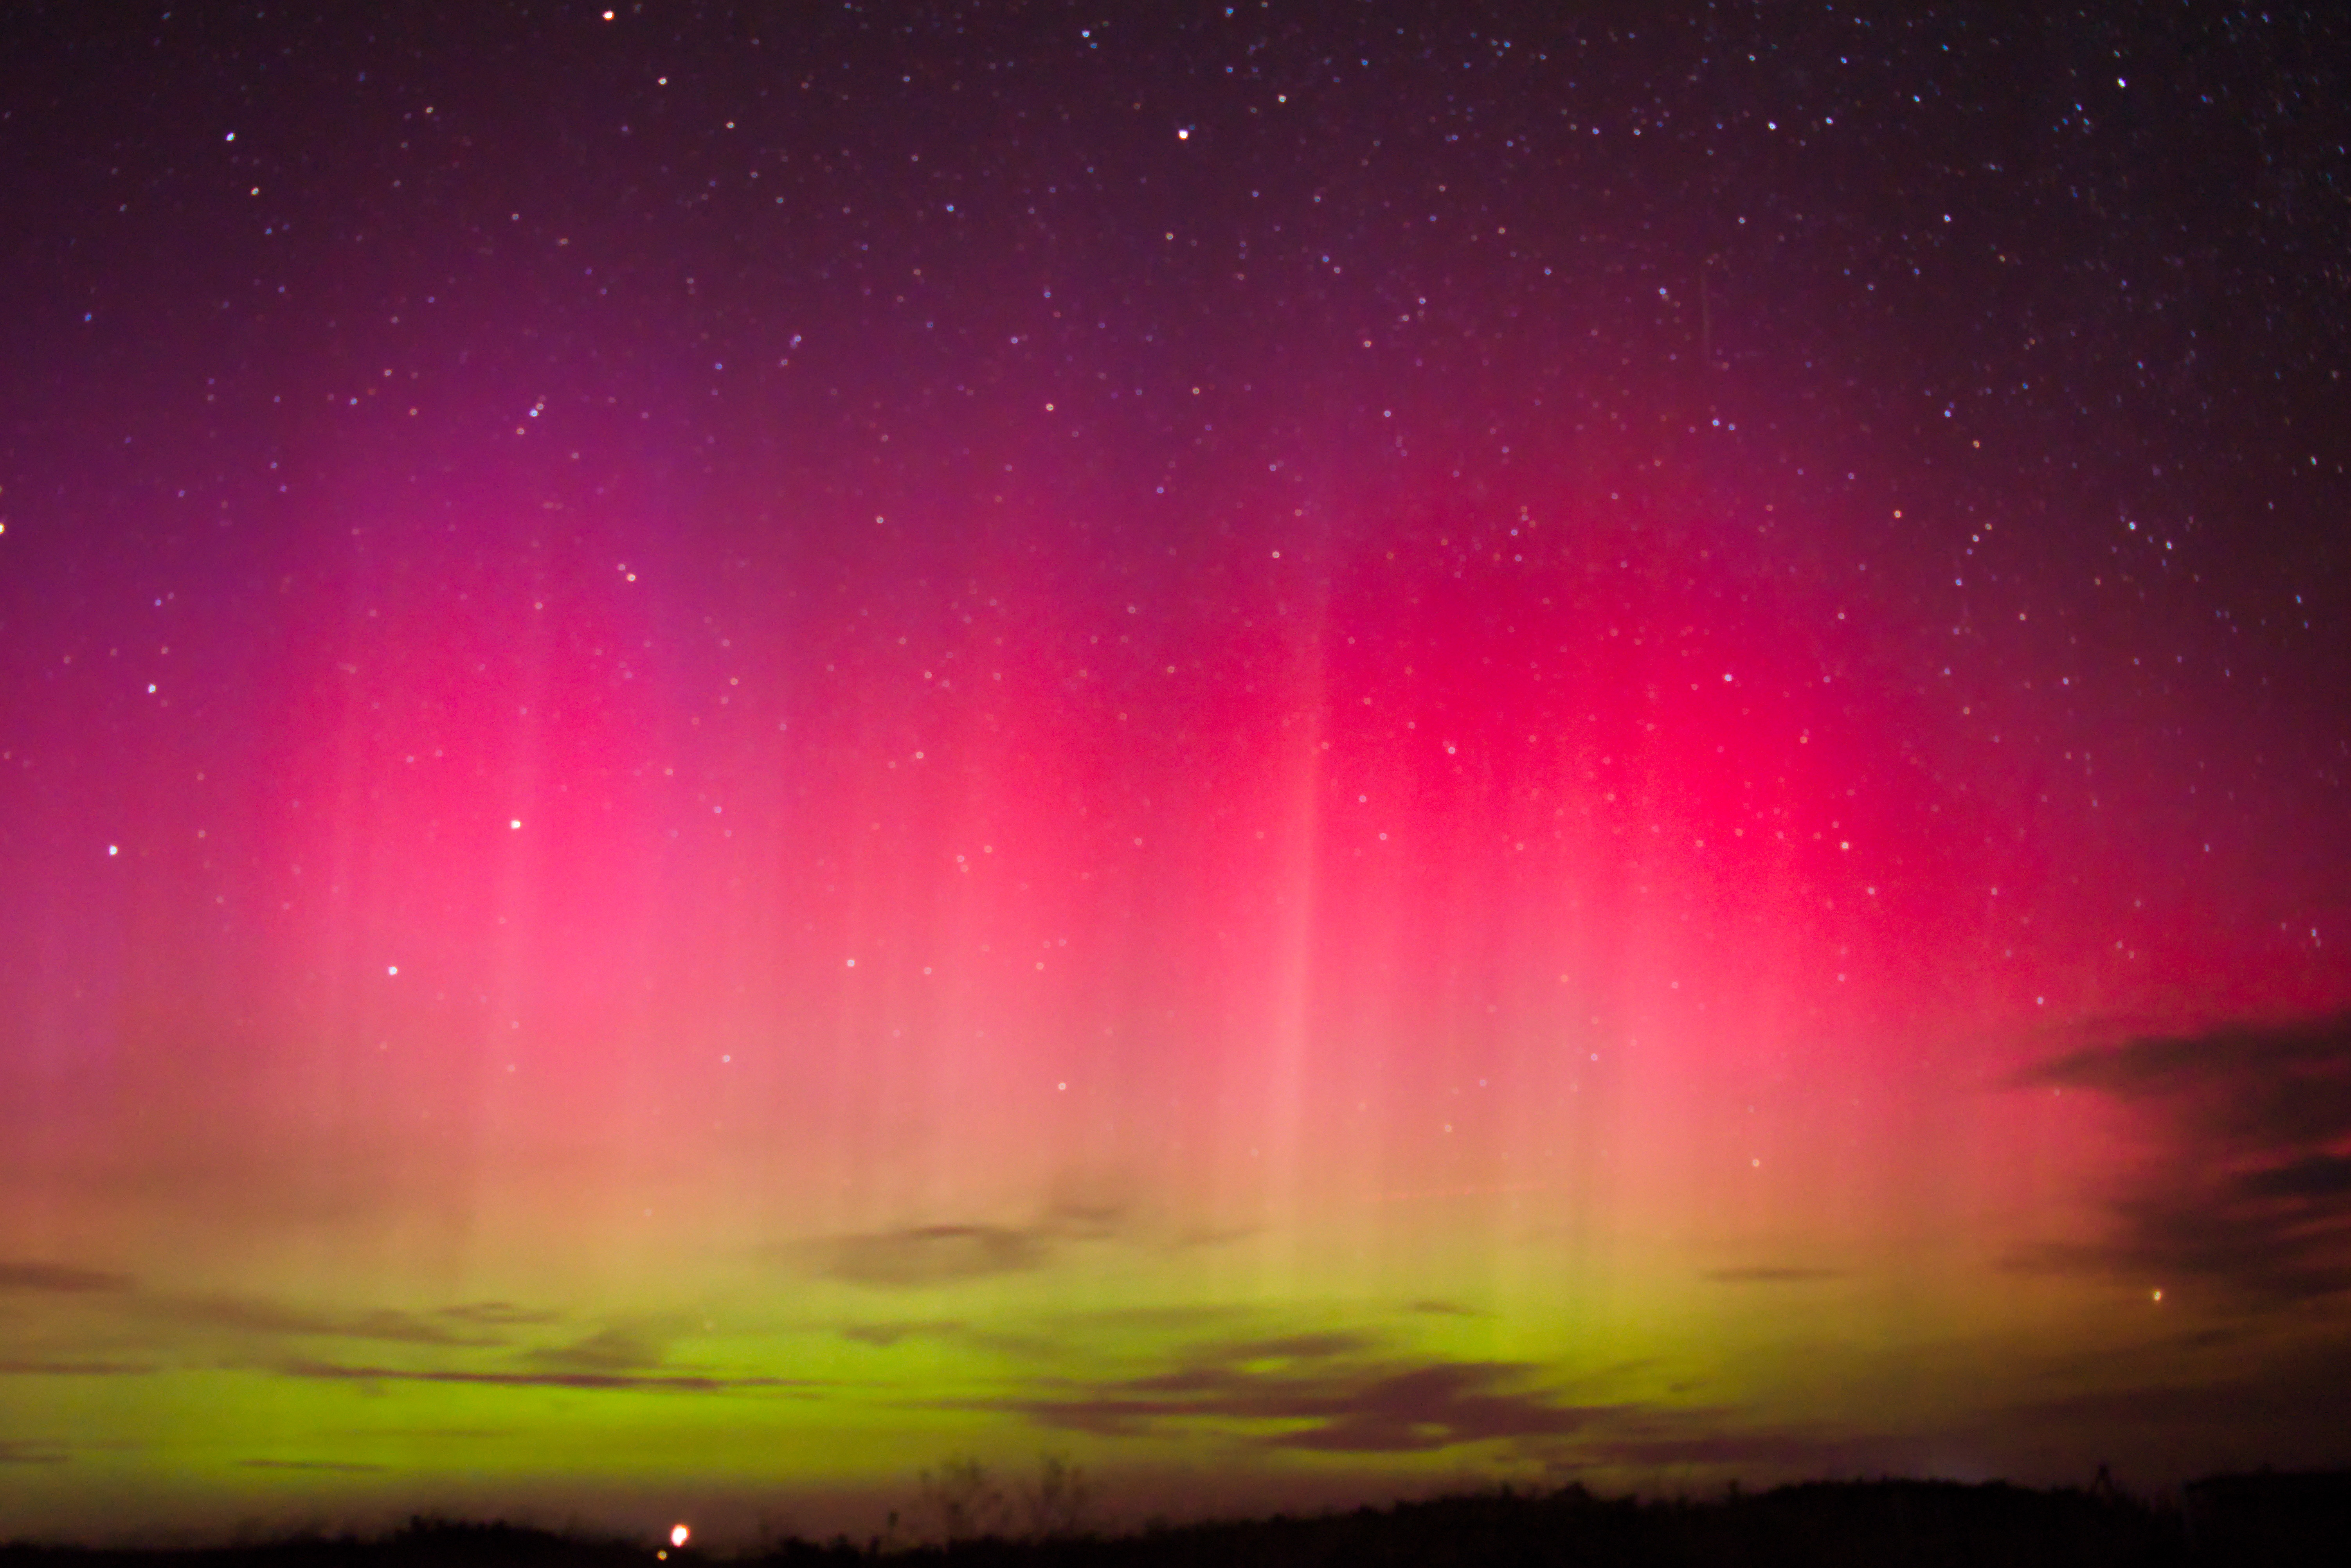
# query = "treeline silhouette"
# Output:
<box><xmin>3</xmin><ymin>1472</ymin><xmax>2346</xmax><ymax>1568</ymax></box>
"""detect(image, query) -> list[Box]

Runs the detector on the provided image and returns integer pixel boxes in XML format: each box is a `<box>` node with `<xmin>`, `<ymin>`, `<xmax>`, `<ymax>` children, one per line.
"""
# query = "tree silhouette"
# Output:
<box><xmin>1019</xmin><ymin>1452</ymin><xmax>1096</xmax><ymax>1541</ymax></box>
<box><xmin>914</xmin><ymin>1455</ymin><xmax>1008</xmax><ymax>1544</ymax></box>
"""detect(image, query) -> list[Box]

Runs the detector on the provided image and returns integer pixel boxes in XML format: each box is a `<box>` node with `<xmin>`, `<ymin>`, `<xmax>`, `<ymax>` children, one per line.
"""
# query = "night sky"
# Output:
<box><xmin>4</xmin><ymin>0</ymin><xmax>2350</xmax><ymax>1546</ymax></box>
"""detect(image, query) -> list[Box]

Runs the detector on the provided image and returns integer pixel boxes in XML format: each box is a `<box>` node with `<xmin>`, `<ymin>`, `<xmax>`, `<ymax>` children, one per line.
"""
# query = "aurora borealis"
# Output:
<box><xmin>4</xmin><ymin>0</ymin><xmax>2350</xmax><ymax>1546</ymax></box>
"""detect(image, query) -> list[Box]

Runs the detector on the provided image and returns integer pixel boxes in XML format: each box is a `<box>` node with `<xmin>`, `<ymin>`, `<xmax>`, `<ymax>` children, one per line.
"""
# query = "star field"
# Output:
<box><xmin>2</xmin><ymin>0</ymin><xmax>2349</xmax><ymax>1545</ymax></box>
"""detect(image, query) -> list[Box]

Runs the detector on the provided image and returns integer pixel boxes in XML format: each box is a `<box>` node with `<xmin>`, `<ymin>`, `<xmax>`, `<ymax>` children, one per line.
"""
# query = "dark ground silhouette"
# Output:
<box><xmin>3</xmin><ymin>1473</ymin><xmax>2346</xmax><ymax>1568</ymax></box>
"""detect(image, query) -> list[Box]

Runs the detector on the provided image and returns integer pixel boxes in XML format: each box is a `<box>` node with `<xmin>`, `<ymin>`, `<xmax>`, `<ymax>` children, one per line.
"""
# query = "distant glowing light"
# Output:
<box><xmin>671</xmin><ymin>1523</ymin><xmax>691</xmax><ymax>1548</ymax></box>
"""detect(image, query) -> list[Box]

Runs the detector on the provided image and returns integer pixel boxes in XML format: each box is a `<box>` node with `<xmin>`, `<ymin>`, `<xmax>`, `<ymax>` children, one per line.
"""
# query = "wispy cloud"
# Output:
<box><xmin>2011</xmin><ymin>1012</ymin><xmax>2351</xmax><ymax>1300</ymax></box>
<box><xmin>0</xmin><ymin>1439</ymin><xmax>70</xmax><ymax>1465</ymax></box>
<box><xmin>0</xmin><ymin>1261</ymin><xmax>133</xmax><ymax>1293</ymax></box>
<box><xmin>523</xmin><ymin>1325</ymin><xmax>668</xmax><ymax>1374</ymax></box>
<box><xmin>279</xmin><ymin>1359</ymin><xmax>820</xmax><ymax>1394</ymax></box>
<box><xmin>841</xmin><ymin>1319</ymin><xmax>966</xmax><ymax>1347</ymax></box>
<box><xmin>792</xmin><ymin>1178</ymin><xmax>1175</xmax><ymax>1289</ymax></box>
<box><xmin>1704</xmin><ymin>1267</ymin><xmax>1844</xmax><ymax>1284</ymax></box>
<box><xmin>0</xmin><ymin>1272</ymin><xmax>584</xmax><ymax>1381</ymax></box>
<box><xmin>814</xmin><ymin>1224</ymin><xmax>1052</xmax><ymax>1287</ymax></box>
<box><xmin>436</xmin><ymin>1301</ymin><xmax>562</xmax><ymax>1327</ymax></box>
<box><xmin>157</xmin><ymin>1296</ymin><xmax>496</xmax><ymax>1346</ymax></box>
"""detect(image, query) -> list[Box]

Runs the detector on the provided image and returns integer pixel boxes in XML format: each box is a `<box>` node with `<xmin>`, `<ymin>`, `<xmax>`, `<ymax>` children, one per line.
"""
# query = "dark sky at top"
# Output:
<box><xmin>8</xmin><ymin>3</ymin><xmax>2348</xmax><ymax>909</ymax></box>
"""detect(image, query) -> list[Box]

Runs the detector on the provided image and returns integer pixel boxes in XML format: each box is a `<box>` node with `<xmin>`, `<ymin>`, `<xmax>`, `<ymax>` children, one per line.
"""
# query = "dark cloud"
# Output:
<box><xmin>0</xmin><ymin>1261</ymin><xmax>133</xmax><ymax>1293</ymax></box>
<box><xmin>1008</xmin><ymin>1351</ymin><xmax>1876</xmax><ymax>1467</ymax></box>
<box><xmin>436</xmin><ymin>1300</ymin><xmax>562</xmax><ymax>1327</ymax></box>
<box><xmin>792</xmin><ymin>1184</ymin><xmax>1156</xmax><ymax>1289</ymax></box>
<box><xmin>841</xmin><ymin>1320</ymin><xmax>965</xmax><ymax>1347</ymax></box>
<box><xmin>816</xmin><ymin>1224</ymin><xmax>1050</xmax><ymax>1287</ymax></box>
<box><xmin>2011</xmin><ymin>1012</ymin><xmax>2351</xmax><ymax>1301</ymax></box>
<box><xmin>2022</xmin><ymin>1014</ymin><xmax>2351</xmax><ymax>1145</ymax></box>
<box><xmin>997</xmin><ymin>1334</ymin><xmax>1614</xmax><ymax>1453</ymax></box>
<box><xmin>1705</xmin><ymin>1267</ymin><xmax>1845</xmax><ymax>1284</ymax></box>
<box><xmin>2236</xmin><ymin>1154</ymin><xmax>2351</xmax><ymax>1200</ymax></box>
<box><xmin>0</xmin><ymin>1359</ymin><xmax>155</xmax><ymax>1376</ymax></box>
<box><xmin>1264</xmin><ymin>1364</ymin><xmax>1611</xmax><ymax>1453</ymax></box>
<box><xmin>1407</xmin><ymin>1299</ymin><xmax>1481</xmax><ymax>1316</ymax></box>
<box><xmin>524</xmin><ymin>1325</ymin><xmax>666</xmax><ymax>1374</ymax></box>
<box><xmin>974</xmin><ymin>1328</ymin><xmax>1881</xmax><ymax>1467</ymax></box>
<box><xmin>1993</xmin><ymin>1333</ymin><xmax>2351</xmax><ymax>1463</ymax></box>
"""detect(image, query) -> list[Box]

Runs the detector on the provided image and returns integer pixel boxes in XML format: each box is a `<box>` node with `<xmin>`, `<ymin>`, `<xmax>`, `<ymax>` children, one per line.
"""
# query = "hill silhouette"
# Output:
<box><xmin>3</xmin><ymin>1473</ymin><xmax>2347</xmax><ymax>1568</ymax></box>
